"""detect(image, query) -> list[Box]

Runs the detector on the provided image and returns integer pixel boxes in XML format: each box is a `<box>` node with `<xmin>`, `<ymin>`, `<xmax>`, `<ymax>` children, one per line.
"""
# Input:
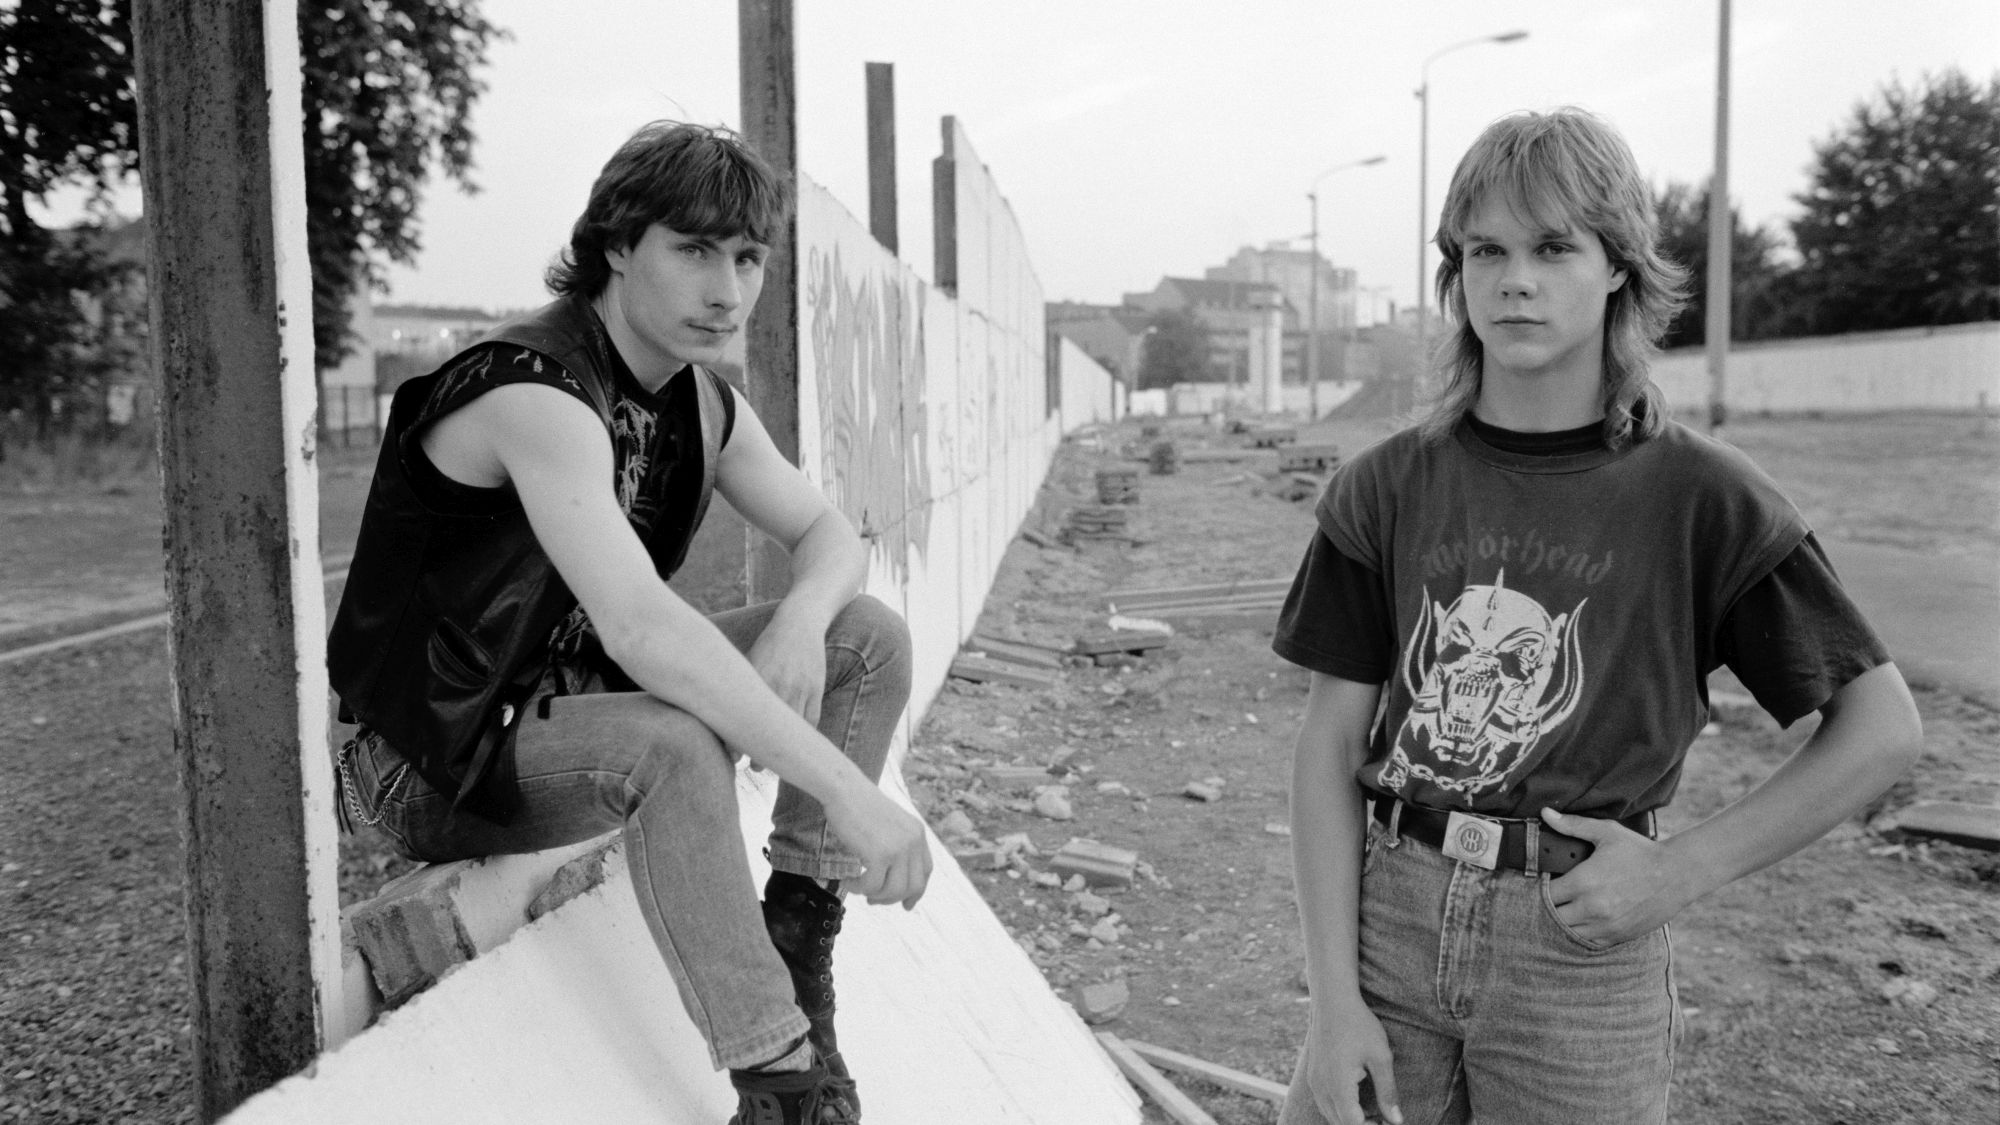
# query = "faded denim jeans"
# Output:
<box><xmin>344</xmin><ymin>594</ymin><xmax>911</xmax><ymax>1071</ymax></box>
<box><xmin>1280</xmin><ymin>815</ymin><xmax>1682</xmax><ymax>1125</ymax></box>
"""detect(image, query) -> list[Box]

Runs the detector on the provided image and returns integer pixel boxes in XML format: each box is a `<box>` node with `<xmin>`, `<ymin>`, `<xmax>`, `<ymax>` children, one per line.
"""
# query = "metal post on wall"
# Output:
<box><xmin>738</xmin><ymin>0</ymin><xmax>802</xmax><ymax>602</ymax></box>
<box><xmin>131</xmin><ymin>0</ymin><xmax>346</xmax><ymax>1117</ymax></box>
<box><xmin>866</xmin><ymin>61</ymin><xmax>898</xmax><ymax>254</ymax></box>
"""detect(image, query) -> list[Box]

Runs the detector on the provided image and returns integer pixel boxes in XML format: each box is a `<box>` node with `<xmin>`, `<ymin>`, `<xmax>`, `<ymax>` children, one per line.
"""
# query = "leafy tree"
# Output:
<box><xmin>300</xmin><ymin>0</ymin><xmax>503</xmax><ymax>373</ymax></box>
<box><xmin>1652</xmin><ymin>180</ymin><xmax>1790</xmax><ymax>348</ymax></box>
<box><xmin>0</xmin><ymin>0</ymin><xmax>502</xmax><ymax>438</ymax></box>
<box><xmin>0</xmin><ymin>0</ymin><xmax>138</xmax><ymax>452</ymax></box>
<box><xmin>1786</xmin><ymin>68</ymin><xmax>1999</xmax><ymax>334</ymax></box>
<box><xmin>1136</xmin><ymin>309</ymin><xmax>1210</xmax><ymax>390</ymax></box>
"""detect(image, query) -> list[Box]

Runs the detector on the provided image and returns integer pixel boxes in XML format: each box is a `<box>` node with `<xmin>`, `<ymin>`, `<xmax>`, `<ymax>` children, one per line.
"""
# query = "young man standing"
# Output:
<box><xmin>1273</xmin><ymin>108</ymin><xmax>1922</xmax><ymax>1125</ymax></box>
<box><xmin>329</xmin><ymin>121</ymin><xmax>926</xmax><ymax>1125</ymax></box>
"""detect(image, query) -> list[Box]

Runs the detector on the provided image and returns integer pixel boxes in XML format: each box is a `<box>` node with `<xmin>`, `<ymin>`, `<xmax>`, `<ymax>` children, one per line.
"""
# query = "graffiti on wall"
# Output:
<box><xmin>805</xmin><ymin>242</ymin><xmax>931</xmax><ymax>587</ymax></box>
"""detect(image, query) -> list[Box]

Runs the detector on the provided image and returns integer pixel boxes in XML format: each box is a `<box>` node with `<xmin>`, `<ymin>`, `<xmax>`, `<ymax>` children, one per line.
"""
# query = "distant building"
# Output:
<box><xmin>1121</xmin><ymin>276</ymin><xmax>1295</xmax><ymax>388</ymax></box>
<box><xmin>1207</xmin><ymin>242</ymin><xmax>1358</xmax><ymax>334</ymax></box>
<box><xmin>1046</xmin><ymin>301</ymin><xmax>1152</xmax><ymax>385</ymax></box>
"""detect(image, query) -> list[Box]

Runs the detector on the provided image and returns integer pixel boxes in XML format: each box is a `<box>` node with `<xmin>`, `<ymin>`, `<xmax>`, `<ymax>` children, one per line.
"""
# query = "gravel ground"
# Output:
<box><xmin>0</xmin><ymin>634</ymin><xmax>196</xmax><ymax>1125</ymax></box>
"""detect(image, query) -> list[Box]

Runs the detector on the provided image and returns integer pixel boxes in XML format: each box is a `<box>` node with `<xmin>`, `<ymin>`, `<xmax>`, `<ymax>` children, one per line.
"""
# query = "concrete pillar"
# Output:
<box><xmin>131</xmin><ymin>0</ymin><xmax>344</xmax><ymax>1116</ymax></box>
<box><xmin>1253</xmin><ymin>295</ymin><xmax>1285</xmax><ymax>414</ymax></box>
<box><xmin>738</xmin><ymin>0</ymin><xmax>800</xmax><ymax>602</ymax></box>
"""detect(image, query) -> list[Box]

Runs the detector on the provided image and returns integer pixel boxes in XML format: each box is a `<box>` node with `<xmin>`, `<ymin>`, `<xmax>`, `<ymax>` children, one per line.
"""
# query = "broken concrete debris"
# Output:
<box><xmin>1032</xmin><ymin>787</ymin><xmax>1076</xmax><ymax>821</ymax></box>
<box><xmin>1277</xmin><ymin>443</ymin><xmax>1340</xmax><ymax>474</ymax></box>
<box><xmin>1050</xmin><ymin>838</ymin><xmax>1139</xmax><ymax>889</ymax></box>
<box><xmin>1076</xmin><ymin>978</ymin><xmax>1130</xmax><ymax>1024</ymax></box>
<box><xmin>947</xmin><ymin>653</ymin><xmax>1059</xmax><ymax>688</ymax></box>
<box><xmin>1070</xmin><ymin>630</ymin><xmax>1172</xmax><ymax>658</ymax></box>
<box><xmin>1095</xmin><ymin>466</ymin><xmax>1140</xmax><ymax>505</ymax></box>
<box><xmin>1148</xmin><ymin>441</ymin><xmax>1180</xmax><ymax>475</ymax></box>
<box><xmin>1182</xmin><ymin>781</ymin><xmax>1223</xmax><ymax>803</ymax></box>
<box><xmin>979</xmin><ymin>763</ymin><xmax>1056</xmax><ymax>791</ymax></box>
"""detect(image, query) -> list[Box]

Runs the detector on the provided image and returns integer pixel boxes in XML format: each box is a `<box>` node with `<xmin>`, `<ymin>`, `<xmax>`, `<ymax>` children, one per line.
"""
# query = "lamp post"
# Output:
<box><xmin>1307</xmin><ymin>155</ymin><xmax>1386</xmax><ymax>419</ymax></box>
<box><xmin>1415</xmin><ymin>30</ymin><xmax>1527</xmax><ymax>368</ymax></box>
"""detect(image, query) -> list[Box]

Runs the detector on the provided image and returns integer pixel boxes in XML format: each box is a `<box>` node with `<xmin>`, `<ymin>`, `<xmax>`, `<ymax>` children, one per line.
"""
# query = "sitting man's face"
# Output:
<box><xmin>603</xmin><ymin>224</ymin><xmax>769</xmax><ymax>370</ymax></box>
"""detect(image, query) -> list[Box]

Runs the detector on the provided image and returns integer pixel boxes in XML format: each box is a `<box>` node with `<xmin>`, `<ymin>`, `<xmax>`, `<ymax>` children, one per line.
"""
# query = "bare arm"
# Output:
<box><xmin>712</xmin><ymin>385</ymin><xmax>871</xmax><ymax>721</ymax></box>
<box><xmin>1291</xmin><ymin>673</ymin><xmax>1402</xmax><ymax>1125</ymax></box>
<box><xmin>437</xmin><ymin>383</ymin><xmax>929</xmax><ymax>906</ymax></box>
<box><xmin>1545</xmin><ymin>661</ymin><xmax>1922</xmax><ymax>945</ymax></box>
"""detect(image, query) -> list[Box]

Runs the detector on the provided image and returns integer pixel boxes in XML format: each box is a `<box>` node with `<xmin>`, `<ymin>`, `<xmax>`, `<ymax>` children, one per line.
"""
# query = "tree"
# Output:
<box><xmin>1136</xmin><ymin>309</ymin><xmax>1210</xmax><ymax>390</ymax></box>
<box><xmin>1786</xmin><ymin>68</ymin><xmax>1999</xmax><ymax>334</ymax></box>
<box><xmin>300</xmin><ymin>0</ymin><xmax>503</xmax><ymax>373</ymax></box>
<box><xmin>1652</xmin><ymin>180</ymin><xmax>1790</xmax><ymax>348</ymax></box>
<box><xmin>0</xmin><ymin>0</ymin><xmax>502</xmax><ymax>441</ymax></box>
<box><xmin>0</xmin><ymin>0</ymin><xmax>139</xmax><ymax>451</ymax></box>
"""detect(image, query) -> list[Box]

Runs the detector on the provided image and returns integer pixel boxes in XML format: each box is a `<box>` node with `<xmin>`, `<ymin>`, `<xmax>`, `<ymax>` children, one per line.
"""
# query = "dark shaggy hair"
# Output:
<box><xmin>1421</xmin><ymin>107</ymin><xmax>1690</xmax><ymax>448</ymax></box>
<box><xmin>545</xmin><ymin>121</ymin><xmax>792</xmax><ymax>299</ymax></box>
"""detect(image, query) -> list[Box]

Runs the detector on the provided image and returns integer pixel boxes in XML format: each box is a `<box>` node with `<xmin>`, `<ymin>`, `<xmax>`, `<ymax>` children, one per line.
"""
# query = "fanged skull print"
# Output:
<box><xmin>1379</xmin><ymin>570</ymin><xmax>1585</xmax><ymax>797</ymax></box>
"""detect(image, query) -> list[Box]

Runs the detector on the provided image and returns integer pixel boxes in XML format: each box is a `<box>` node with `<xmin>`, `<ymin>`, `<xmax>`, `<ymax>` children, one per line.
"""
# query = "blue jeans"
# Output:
<box><xmin>1280</xmin><ymin>815</ymin><xmax>1683</xmax><ymax>1125</ymax></box>
<box><xmin>346</xmin><ymin>594</ymin><xmax>911</xmax><ymax>1071</ymax></box>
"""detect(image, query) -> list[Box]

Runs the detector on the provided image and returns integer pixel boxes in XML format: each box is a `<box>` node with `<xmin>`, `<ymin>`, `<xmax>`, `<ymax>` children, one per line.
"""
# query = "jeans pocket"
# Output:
<box><xmin>339</xmin><ymin>731</ymin><xmax>420</xmax><ymax>857</ymax></box>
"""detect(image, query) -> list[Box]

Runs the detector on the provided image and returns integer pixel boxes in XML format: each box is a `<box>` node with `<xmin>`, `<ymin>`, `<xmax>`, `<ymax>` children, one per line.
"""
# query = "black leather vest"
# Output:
<box><xmin>327</xmin><ymin>296</ymin><xmax>728</xmax><ymax>822</ymax></box>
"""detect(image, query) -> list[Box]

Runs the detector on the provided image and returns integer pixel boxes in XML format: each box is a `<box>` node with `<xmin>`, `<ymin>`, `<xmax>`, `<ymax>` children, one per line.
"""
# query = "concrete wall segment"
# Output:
<box><xmin>1651</xmin><ymin>321</ymin><xmax>2000</xmax><ymax>414</ymax></box>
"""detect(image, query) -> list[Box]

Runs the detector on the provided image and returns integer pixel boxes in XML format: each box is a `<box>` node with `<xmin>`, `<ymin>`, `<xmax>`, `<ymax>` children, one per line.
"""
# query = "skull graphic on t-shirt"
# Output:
<box><xmin>1378</xmin><ymin>571</ymin><xmax>1585</xmax><ymax>798</ymax></box>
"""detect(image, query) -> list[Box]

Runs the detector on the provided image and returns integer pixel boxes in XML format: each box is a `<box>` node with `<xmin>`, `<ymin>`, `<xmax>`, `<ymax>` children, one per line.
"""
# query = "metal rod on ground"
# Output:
<box><xmin>131</xmin><ymin>0</ymin><xmax>345</xmax><ymax>1115</ymax></box>
<box><xmin>1122</xmin><ymin>1039</ymin><xmax>1289</xmax><ymax>1104</ymax></box>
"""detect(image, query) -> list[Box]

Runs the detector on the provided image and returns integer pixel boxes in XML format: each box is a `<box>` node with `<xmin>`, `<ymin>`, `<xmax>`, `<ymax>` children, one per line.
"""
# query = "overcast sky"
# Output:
<box><xmin>40</xmin><ymin>0</ymin><xmax>2000</xmax><ymax>320</ymax></box>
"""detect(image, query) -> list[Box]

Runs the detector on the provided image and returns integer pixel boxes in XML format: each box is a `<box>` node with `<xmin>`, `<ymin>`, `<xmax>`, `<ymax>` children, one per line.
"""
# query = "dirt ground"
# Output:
<box><xmin>1</xmin><ymin>412</ymin><xmax>1996</xmax><ymax>1124</ymax></box>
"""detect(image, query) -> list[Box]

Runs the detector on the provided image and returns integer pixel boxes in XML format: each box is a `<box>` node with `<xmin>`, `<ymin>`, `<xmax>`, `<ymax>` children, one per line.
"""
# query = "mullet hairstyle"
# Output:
<box><xmin>545</xmin><ymin>121</ymin><xmax>792</xmax><ymax>299</ymax></box>
<box><xmin>1420</xmin><ymin>107</ymin><xmax>1689</xmax><ymax>448</ymax></box>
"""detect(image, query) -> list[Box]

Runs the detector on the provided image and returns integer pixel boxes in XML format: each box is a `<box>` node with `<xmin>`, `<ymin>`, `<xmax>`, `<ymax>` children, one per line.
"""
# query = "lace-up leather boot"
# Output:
<box><xmin>727</xmin><ymin>1053</ymin><xmax>857</xmax><ymax>1125</ymax></box>
<box><xmin>762</xmin><ymin>871</ymin><xmax>858</xmax><ymax>1117</ymax></box>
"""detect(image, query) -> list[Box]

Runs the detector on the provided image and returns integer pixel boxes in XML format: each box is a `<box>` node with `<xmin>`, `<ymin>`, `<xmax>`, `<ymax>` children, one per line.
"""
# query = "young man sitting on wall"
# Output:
<box><xmin>327</xmin><ymin>120</ymin><xmax>929</xmax><ymax>1125</ymax></box>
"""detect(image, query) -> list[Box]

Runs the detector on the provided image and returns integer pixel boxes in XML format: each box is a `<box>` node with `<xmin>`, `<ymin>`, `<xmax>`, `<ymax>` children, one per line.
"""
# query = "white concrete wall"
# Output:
<box><xmin>1057</xmin><ymin>336</ymin><xmax>1120</xmax><ymax>433</ymax></box>
<box><xmin>1651</xmin><ymin>321</ymin><xmax>2000</xmax><ymax>414</ymax></box>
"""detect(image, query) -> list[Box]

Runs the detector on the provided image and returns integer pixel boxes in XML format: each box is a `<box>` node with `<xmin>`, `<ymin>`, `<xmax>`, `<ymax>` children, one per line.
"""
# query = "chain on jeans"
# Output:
<box><xmin>338</xmin><ymin>732</ymin><xmax>408</xmax><ymax>828</ymax></box>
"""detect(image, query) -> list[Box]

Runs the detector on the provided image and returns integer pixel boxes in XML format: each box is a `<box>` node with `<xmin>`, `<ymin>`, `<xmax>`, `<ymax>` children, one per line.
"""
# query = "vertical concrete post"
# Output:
<box><xmin>739</xmin><ymin>0</ymin><xmax>801</xmax><ymax>602</ymax></box>
<box><xmin>866</xmin><ymin>62</ymin><xmax>898</xmax><ymax>254</ymax></box>
<box><xmin>932</xmin><ymin>116</ymin><xmax>959</xmax><ymax>297</ymax></box>
<box><xmin>131</xmin><ymin>0</ymin><xmax>344</xmax><ymax>1117</ymax></box>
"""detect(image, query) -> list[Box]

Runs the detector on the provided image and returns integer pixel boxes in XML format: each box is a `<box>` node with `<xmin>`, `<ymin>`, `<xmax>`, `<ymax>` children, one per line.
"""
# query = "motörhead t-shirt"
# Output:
<box><xmin>1271</xmin><ymin>415</ymin><xmax>1876</xmax><ymax>821</ymax></box>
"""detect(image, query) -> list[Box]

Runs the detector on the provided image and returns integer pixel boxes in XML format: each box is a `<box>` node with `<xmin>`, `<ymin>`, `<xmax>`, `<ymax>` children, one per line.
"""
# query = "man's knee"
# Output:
<box><xmin>830</xmin><ymin>594</ymin><xmax>912</xmax><ymax>673</ymax></box>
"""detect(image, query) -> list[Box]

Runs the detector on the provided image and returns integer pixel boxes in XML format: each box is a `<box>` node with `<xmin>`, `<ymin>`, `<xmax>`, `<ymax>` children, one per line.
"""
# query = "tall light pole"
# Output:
<box><xmin>1308</xmin><ymin>155</ymin><xmax>1386</xmax><ymax>419</ymax></box>
<box><xmin>1706</xmin><ymin>0</ymin><xmax>1732</xmax><ymax>433</ymax></box>
<box><xmin>1415</xmin><ymin>30</ymin><xmax>1528</xmax><ymax>373</ymax></box>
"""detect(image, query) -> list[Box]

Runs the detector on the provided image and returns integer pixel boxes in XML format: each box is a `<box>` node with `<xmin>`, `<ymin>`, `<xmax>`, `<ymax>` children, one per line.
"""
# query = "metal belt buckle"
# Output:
<box><xmin>1442</xmin><ymin>811</ymin><xmax>1503</xmax><ymax>870</ymax></box>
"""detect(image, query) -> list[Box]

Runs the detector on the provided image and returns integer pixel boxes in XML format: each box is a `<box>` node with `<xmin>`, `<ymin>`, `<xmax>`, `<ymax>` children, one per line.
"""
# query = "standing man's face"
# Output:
<box><xmin>1459</xmin><ymin>197</ymin><xmax>1627</xmax><ymax>392</ymax></box>
<box><xmin>601</xmin><ymin>223</ymin><xmax>768</xmax><ymax>379</ymax></box>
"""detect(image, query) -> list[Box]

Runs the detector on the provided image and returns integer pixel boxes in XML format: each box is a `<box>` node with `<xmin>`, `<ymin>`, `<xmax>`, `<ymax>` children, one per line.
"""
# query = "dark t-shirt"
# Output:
<box><xmin>406</xmin><ymin>337</ymin><xmax>737</xmax><ymax>690</ymax></box>
<box><xmin>1272</xmin><ymin>415</ymin><xmax>1890</xmax><ymax>819</ymax></box>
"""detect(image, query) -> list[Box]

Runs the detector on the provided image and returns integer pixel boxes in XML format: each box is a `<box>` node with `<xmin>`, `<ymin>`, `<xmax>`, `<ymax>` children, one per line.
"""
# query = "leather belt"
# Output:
<box><xmin>1370</xmin><ymin>797</ymin><xmax>1654</xmax><ymax>876</ymax></box>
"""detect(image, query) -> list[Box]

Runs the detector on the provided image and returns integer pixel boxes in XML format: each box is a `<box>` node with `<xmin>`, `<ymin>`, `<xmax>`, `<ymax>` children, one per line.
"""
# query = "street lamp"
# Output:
<box><xmin>1415</xmin><ymin>30</ymin><xmax>1527</xmax><ymax>367</ymax></box>
<box><xmin>1307</xmin><ymin>155</ymin><xmax>1386</xmax><ymax>419</ymax></box>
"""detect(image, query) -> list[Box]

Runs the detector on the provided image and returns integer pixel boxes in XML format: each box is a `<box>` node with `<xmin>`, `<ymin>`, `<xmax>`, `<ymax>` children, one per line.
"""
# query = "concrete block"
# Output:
<box><xmin>346</xmin><ymin>864</ymin><xmax>479</xmax><ymax>1008</ymax></box>
<box><xmin>1076</xmin><ymin>979</ymin><xmax>1129</xmax><ymax>1024</ymax></box>
<box><xmin>1050</xmin><ymin>839</ymin><xmax>1138</xmax><ymax>888</ymax></box>
<box><xmin>1886</xmin><ymin>801</ymin><xmax>2000</xmax><ymax>851</ymax></box>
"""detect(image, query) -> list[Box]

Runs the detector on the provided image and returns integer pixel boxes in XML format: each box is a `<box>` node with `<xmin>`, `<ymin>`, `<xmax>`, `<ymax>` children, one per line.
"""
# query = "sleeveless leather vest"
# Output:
<box><xmin>327</xmin><ymin>295</ymin><xmax>728</xmax><ymax>822</ymax></box>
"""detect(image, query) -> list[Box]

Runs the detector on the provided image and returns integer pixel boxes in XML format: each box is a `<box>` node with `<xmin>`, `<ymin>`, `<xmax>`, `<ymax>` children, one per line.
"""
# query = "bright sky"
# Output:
<box><xmin>38</xmin><ymin>0</ymin><xmax>2000</xmax><ymax>320</ymax></box>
